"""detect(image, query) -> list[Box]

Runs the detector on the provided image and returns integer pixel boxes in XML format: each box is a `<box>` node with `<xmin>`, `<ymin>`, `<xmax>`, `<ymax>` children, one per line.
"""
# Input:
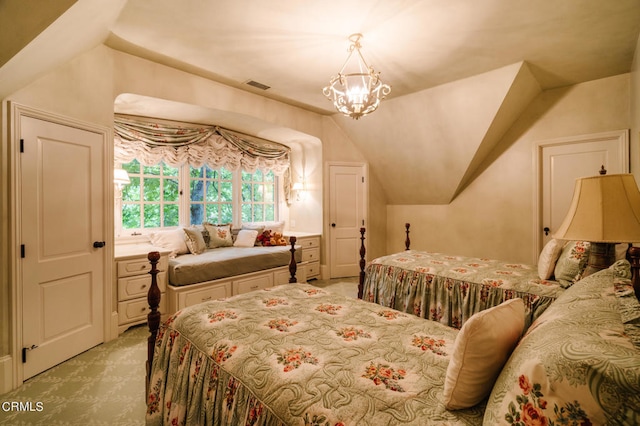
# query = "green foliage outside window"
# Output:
<box><xmin>119</xmin><ymin>160</ymin><xmax>277</xmax><ymax>232</ymax></box>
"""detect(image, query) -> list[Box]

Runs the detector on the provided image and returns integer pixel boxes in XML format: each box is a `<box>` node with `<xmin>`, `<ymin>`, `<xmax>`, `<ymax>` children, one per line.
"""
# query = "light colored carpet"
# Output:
<box><xmin>0</xmin><ymin>279</ymin><xmax>359</xmax><ymax>425</ymax></box>
<box><xmin>0</xmin><ymin>325</ymin><xmax>147</xmax><ymax>425</ymax></box>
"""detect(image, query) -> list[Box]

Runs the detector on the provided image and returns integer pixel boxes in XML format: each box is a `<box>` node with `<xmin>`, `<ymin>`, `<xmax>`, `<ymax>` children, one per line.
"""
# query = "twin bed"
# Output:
<box><xmin>144</xmin><ymin>226</ymin><xmax>640</xmax><ymax>425</ymax></box>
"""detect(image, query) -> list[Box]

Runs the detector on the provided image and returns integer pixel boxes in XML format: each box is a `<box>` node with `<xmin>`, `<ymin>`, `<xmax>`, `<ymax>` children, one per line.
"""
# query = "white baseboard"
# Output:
<box><xmin>0</xmin><ymin>355</ymin><xmax>14</xmax><ymax>394</ymax></box>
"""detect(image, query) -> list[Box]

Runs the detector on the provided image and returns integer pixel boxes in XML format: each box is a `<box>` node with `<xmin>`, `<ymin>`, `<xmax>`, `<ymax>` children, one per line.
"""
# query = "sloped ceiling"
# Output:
<box><xmin>3</xmin><ymin>1</ymin><xmax>640</xmax><ymax>204</ymax></box>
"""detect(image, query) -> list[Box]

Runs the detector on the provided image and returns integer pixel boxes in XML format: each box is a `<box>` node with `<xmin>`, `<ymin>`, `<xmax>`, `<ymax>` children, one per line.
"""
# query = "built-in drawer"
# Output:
<box><xmin>118</xmin><ymin>256</ymin><xmax>168</xmax><ymax>278</ymax></box>
<box><xmin>298</xmin><ymin>236</ymin><xmax>320</xmax><ymax>249</ymax></box>
<box><xmin>118</xmin><ymin>272</ymin><xmax>167</xmax><ymax>301</ymax></box>
<box><xmin>118</xmin><ymin>297</ymin><xmax>166</xmax><ymax>324</ymax></box>
<box><xmin>302</xmin><ymin>247</ymin><xmax>319</xmax><ymax>263</ymax></box>
<box><xmin>179</xmin><ymin>283</ymin><xmax>231</xmax><ymax>309</ymax></box>
<box><xmin>306</xmin><ymin>262</ymin><xmax>319</xmax><ymax>277</ymax></box>
<box><xmin>233</xmin><ymin>274</ymin><xmax>273</xmax><ymax>295</ymax></box>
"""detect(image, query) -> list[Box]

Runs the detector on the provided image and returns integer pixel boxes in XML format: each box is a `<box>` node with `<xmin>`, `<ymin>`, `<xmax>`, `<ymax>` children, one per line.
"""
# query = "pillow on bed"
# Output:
<box><xmin>203</xmin><ymin>222</ymin><xmax>233</xmax><ymax>248</ymax></box>
<box><xmin>149</xmin><ymin>228</ymin><xmax>189</xmax><ymax>258</ymax></box>
<box><xmin>183</xmin><ymin>227</ymin><xmax>207</xmax><ymax>254</ymax></box>
<box><xmin>442</xmin><ymin>298</ymin><xmax>525</xmax><ymax>410</ymax></box>
<box><xmin>234</xmin><ymin>229</ymin><xmax>259</xmax><ymax>247</ymax></box>
<box><xmin>554</xmin><ymin>241</ymin><xmax>591</xmax><ymax>288</ymax></box>
<box><xmin>241</xmin><ymin>223</ymin><xmax>266</xmax><ymax>246</ymax></box>
<box><xmin>538</xmin><ymin>239</ymin><xmax>565</xmax><ymax>280</ymax></box>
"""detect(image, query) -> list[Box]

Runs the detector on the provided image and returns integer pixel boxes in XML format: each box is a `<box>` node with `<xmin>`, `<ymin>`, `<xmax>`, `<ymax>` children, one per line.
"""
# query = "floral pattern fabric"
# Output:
<box><xmin>362</xmin><ymin>250</ymin><xmax>565</xmax><ymax>330</ymax></box>
<box><xmin>484</xmin><ymin>261</ymin><xmax>640</xmax><ymax>425</ymax></box>
<box><xmin>147</xmin><ymin>284</ymin><xmax>486</xmax><ymax>425</ymax></box>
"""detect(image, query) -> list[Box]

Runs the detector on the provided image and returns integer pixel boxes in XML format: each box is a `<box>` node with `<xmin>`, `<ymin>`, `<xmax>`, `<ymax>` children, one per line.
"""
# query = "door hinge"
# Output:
<box><xmin>20</xmin><ymin>139</ymin><xmax>24</xmax><ymax>153</ymax></box>
<box><xmin>21</xmin><ymin>244</ymin><xmax>25</xmax><ymax>258</ymax></box>
<box><xmin>22</xmin><ymin>345</ymin><xmax>38</xmax><ymax>363</ymax></box>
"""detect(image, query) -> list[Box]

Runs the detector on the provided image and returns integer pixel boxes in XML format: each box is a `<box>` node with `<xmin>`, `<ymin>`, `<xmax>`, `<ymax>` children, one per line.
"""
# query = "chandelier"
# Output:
<box><xmin>323</xmin><ymin>33</ymin><xmax>391</xmax><ymax>120</ymax></box>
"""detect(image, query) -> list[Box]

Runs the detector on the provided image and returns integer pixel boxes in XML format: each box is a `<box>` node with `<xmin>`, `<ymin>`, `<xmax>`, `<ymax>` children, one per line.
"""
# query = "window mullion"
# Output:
<box><xmin>179</xmin><ymin>164</ymin><xmax>190</xmax><ymax>227</ymax></box>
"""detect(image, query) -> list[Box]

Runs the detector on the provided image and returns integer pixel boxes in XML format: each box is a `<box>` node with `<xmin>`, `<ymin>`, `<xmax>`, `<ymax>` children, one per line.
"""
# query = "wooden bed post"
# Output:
<box><xmin>289</xmin><ymin>236</ymin><xmax>297</xmax><ymax>283</ymax></box>
<box><xmin>358</xmin><ymin>227</ymin><xmax>366</xmax><ymax>299</ymax></box>
<box><xmin>628</xmin><ymin>246</ymin><xmax>640</xmax><ymax>301</ymax></box>
<box><xmin>146</xmin><ymin>251</ymin><xmax>161</xmax><ymax>392</ymax></box>
<box><xmin>405</xmin><ymin>223</ymin><xmax>411</xmax><ymax>250</ymax></box>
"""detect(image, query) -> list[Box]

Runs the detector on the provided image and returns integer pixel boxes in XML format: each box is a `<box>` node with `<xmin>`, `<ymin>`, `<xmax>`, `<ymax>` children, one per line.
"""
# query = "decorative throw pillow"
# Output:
<box><xmin>537</xmin><ymin>239</ymin><xmax>565</xmax><ymax>280</ymax></box>
<box><xmin>554</xmin><ymin>241</ymin><xmax>591</xmax><ymax>288</ymax></box>
<box><xmin>442</xmin><ymin>298</ymin><xmax>525</xmax><ymax>410</ymax></box>
<box><xmin>234</xmin><ymin>229</ymin><xmax>259</xmax><ymax>247</ymax></box>
<box><xmin>183</xmin><ymin>227</ymin><xmax>207</xmax><ymax>254</ymax></box>
<box><xmin>203</xmin><ymin>222</ymin><xmax>233</xmax><ymax>248</ymax></box>
<box><xmin>241</xmin><ymin>223</ymin><xmax>266</xmax><ymax>246</ymax></box>
<box><xmin>149</xmin><ymin>228</ymin><xmax>189</xmax><ymax>258</ymax></box>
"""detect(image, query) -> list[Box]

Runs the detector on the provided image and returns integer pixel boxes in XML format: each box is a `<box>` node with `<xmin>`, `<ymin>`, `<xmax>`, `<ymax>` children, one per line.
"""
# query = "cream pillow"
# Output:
<box><xmin>149</xmin><ymin>228</ymin><xmax>189</xmax><ymax>258</ymax></box>
<box><xmin>537</xmin><ymin>239</ymin><xmax>564</xmax><ymax>280</ymax></box>
<box><xmin>442</xmin><ymin>298</ymin><xmax>525</xmax><ymax>410</ymax></box>
<box><xmin>234</xmin><ymin>229</ymin><xmax>259</xmax><ymax>247</ymax></box>
<box><xmin>183</xmin><ymin>227</ymin><xmax>207</xmax><ymax>254</ymax></box>
<box><xmin>203</xmin><ymin>223</ymin><xmax>233</xmax><ymax>248</ymax></box>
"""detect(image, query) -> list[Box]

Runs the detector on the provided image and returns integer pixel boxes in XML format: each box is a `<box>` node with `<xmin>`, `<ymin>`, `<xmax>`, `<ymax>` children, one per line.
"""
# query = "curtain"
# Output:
<box><xmin>113</xmin><ymin>116</ymin><xmax>291</xmax><ymax>176</ymax></box>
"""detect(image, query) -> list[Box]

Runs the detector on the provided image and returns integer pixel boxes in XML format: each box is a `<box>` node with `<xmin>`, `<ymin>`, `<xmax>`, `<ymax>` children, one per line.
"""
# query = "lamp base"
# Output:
<box><xmin>581</xmin><ymin>242</ymin><xmax>616</xmax><ymax>278</ymax></box>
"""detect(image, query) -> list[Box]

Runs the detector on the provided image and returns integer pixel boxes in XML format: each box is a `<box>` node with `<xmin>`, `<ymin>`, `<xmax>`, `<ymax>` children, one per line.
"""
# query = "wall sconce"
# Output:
<box><xmin>292</xmin><ymin>182</ymin><xmax>305</xmax><ymax>202</ymax></box>
<box><xmin>114</xmin><ymin>168</ymin><xmax>130</xmax><ymax>189</ymax></box>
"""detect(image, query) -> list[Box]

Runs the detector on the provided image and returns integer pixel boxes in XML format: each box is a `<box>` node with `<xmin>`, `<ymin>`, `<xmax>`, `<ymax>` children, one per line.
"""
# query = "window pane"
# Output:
<box><xmin>143</xmin><ymin>164</ymin><xmax>161</xmax><ymax>175</ymax></box>
<box><xmin>123</xmin><ymin>159</ymin><xmax>140</xmax><ymax>174</ymax></box>
<box><xmin>265</xmin><ymin>204</ymin><xmax>275</xmax><ymax>221</ymax></box>
<box><xmin>190</xmin><ymin>203</ymin><xmax>204</xmax><ymax>225</ymax></box>
<box><xmin>164</xmin><ymin>178</ymin><xmax>179</xmax><ymax>201</ymax></box>
<box><xmin>205</xmin><ymin>205</ymin><xmax>219</xmax><ymax>224</ymax></box>
<box><xmin>190</xmin><ymin>180</ymin><xmax>204</xmax><ymax>201</ymax></box>
<box><xmin>206</xmin><ymin>181</ymin><xmax>218</xmax><ymax>202</ymax></box>
<box><xmin>242</xmin><ymin>204</ymin><xmax>252</xmax><ymax>223</ymax></box>
<box><xmin>221</xmin><ymin>168</ymin><xmax>233</xmax><ymax>180</ymax></box>
<box><xmin>254</xmin><ymin>170</ymin><xmax>263</xmax><ymax>181</ymax></box>
<box><xmin>221</xmin><ymin>203</ymin><xmax>233</xmax><ymax>223</ymax></box>
<box><xmin>242</xmin><ymin>170</ymin><xmax>251</xmax><ymax>182</ymax></box>
<box><xmin>253</xmin><ymin>184</ymin><xmax>263</xmax><ymax>202</ymax></box>
<box><xmin>241</xmin><ymin>183</ymin><xmax>251</xmax><ymax>202</ymax></box>
<box><xmin>123</xmin><ymin>177</ymin><xmax>141</xmax><ymax>201</ymax></box>
<box><xmin>144</xmin><ymin>204</ymin><xmax>161</xmax><ymax>228</ymax></box>
<box><xmin>255</xmin><ymin>204</ymin><xmax>264</xmax><ymax>221</ymax></box>
<box><xmin>264</xmin><ymin>184</ymin><xmax>274</xmax><ymax>203</ymax></box>
<box><xmin>144</xmin><ymin>178</ymin><xmax>161</xmax><ymax>201</ymax></box>
<box><xmin>220</xmin><ymin>182</ymin><xmax>233</xmax><ymax>202</ymax></box>
<box><xmin>265</xmin><ymin>171</ymin><xmax>274</xmax><ymax>182</ymax></box>
<box><xmin>164</xmin><ymin>204</ymin><xmax>179</xmax><ymax>227</ymax></box>
<box><xmin>122</xmin><ymin>204</ymin><xmax>140</xmax><ymax>229</ymax></box>
<box><xmin>162</xmin><ymin>163</ymin><xmax>178</xmax><ymax>176</ymax></box>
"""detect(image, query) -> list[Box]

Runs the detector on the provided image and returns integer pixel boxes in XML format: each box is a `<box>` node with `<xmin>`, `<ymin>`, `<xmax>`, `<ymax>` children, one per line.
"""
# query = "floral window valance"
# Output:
<box><xmin>113</xmin><ymin>115</ymin><xmax>291</xmax><ymax>176</ymax></box>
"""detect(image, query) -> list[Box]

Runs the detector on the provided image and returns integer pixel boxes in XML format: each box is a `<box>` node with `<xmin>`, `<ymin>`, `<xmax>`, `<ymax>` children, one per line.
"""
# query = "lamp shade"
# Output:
<box><xmin>553</xmin><ymin>174</ymin><xmax>640</xmax><ymax>243</ymax></box>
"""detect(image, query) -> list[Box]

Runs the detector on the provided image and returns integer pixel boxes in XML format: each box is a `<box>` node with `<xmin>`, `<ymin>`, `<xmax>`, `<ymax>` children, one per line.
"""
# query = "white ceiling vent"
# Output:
<box><xmin>244</xmin><ymin>80</ymin><xmax>271</xmax><ymax>90</ymax></box>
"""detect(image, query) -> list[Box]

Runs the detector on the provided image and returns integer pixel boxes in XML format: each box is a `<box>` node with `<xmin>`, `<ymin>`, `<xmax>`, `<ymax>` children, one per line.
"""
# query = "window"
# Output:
<box><xmin>241</xmin><ymin>170</ymin><xmax>276</xmax><ymax>222</ymax></box>
<box><xmin>189</xmin><ymin>166</ymin><xmax>233</xmax><ymax>225</ymax></box>
<box><xmin>121</xmin><ymin>160</ymin><xmax>180</xmax><ymax>229</ymax></box>
<box><xmin>117</xmin><ymin>161</ymin><xmax>278</xmax><ymax>235</ymax></box>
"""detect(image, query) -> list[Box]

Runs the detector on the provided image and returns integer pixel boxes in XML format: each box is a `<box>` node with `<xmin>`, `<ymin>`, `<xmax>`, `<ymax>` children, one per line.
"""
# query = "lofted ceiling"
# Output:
<box><xmin>3</xmin><ymin>0</ymin><xmax>640</xmax><ymax>203</ymax></box>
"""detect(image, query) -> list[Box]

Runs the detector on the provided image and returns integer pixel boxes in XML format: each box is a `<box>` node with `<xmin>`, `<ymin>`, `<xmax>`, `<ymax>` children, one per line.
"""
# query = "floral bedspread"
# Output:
<box><xmin>484</xmin><ymin>262</ymin><xmax>640</xmax><ymax>425</ymax></box>
<box><xmin>146</xmin><ymin>284</ymin><xmax>486</xmax><ymax>425</ymax></box>
<box><xmin>362</xmin><ymin>250</ymin><xmax>564</xmax><ymax>330</ymax></box>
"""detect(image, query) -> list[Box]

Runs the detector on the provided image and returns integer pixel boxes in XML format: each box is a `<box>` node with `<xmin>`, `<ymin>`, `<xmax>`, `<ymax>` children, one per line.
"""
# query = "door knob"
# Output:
<box><xmin>331</xmin><ymin>223</ymin><xmax>336</xmax><ymax>227</ymax></box>
<box><xmin>93</xmin><ymin>241</ymin><xmax>106</xmax><ymax>248</ymax></box>
<box><xmin>543</xmin><ymin>227</ymin><xmax>550</xmax><ymax>236</ymax></box>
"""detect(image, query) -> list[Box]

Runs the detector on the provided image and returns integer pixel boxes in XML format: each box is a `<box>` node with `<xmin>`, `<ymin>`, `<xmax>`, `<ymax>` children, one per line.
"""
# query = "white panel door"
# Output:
<box><xmin>540</xmin><ymin>131</ymin><xmax>628</xmax><ymax>250</ymax></box>
<box><xmin>20</xmin><ymin>115</ymin><xmax>105</xmax><ymax>380</ymax></box>
<box><xmin>329</xmin><ymin>164</ymin><xmax>366</xmax><ymax>278</ymax></box>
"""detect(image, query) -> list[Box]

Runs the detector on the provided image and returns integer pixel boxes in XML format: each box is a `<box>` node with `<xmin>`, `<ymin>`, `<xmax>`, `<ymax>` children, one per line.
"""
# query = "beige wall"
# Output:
<box><xmin>388</xmin><ymin>74</ymin><xmax>632</xmax><ymax>263</ymax></box>
<box><xmin>0</xmin><ymin>45</ymin><xmax>371</xmax><ymax>364</ymax></box>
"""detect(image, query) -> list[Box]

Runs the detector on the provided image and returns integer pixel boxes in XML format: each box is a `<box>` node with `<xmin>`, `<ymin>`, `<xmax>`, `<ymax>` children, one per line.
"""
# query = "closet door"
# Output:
<box><xmin>537</xmin><ymin>130</ymin><xmax>628</xmax><ymax>256</ymax></box>
<box><xmin>19</xmin><ymin>112</ymin><xmax>106</xmax><ymax>380</ymax></box>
